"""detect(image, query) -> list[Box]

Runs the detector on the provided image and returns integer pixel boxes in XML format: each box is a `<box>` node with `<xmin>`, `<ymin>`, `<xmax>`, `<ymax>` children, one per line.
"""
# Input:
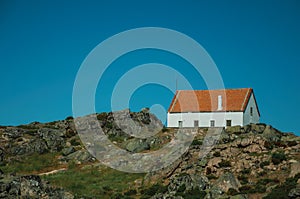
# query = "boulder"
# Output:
<box><xmin>262</xmin><ymin>125</ymin><xmax>282</xmax><ymax>143</ymax></box>
<box><xmin>226</xmin><ymin>126</ymin><xmax>241</xmax><ymax>134</ymax></box>
<box><xmin>62</xmin><ymin>147</ymin><xmax>75</xmax><ymax>156</ymax></box>
<box><xmin>213</xmin><ymin>172</ymin><xmax>241</xmax><ymax>193</ymax></box>
<box><xmin>288</xmin><ymin>185</ymin><xmax>300</xmax><ymax>198</ymax></box>
<box><xmin>125</xmin><ymin>139</ymin><xmax>150</xmax><ymax>153</ymax></box>
<box><xmin>250</xmin><ymin>123</ymin><xmax>266</xmax><ymax>134</ymax></box>
<box><xmin>290</xmin><ymin>162</ymin><xmax>300</xmax><ymax>178</ymax></box>
<box><xmin>65</xmin><ymin>150</ymin><xmax>93</xmax><ymax>163</ymax></box>
<box><xmin>0</xmin><ymin>174</ymin><xmax>73</xmax><ymax>198</ymax></box>
<box><xmin>168</xmin><ymin>173</ymin><xmax>208</xmax><ymax>194</ymax></box>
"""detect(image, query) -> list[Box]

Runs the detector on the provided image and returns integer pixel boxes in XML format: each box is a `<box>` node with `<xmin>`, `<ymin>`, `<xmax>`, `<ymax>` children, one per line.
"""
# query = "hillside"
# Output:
<box><xmin>0</xmin><ymin>109</ymin><xmax>300</xmax><ymax>199</ymax></box>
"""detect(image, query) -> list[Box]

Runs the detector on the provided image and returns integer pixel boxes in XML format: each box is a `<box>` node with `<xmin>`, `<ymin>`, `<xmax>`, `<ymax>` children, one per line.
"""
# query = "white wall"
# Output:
<box><xmin>167</xmin><ymin>112</ymin><xmax>244</xmax><ymax>127</ymax></box>
<box><xmin>243</xmin><ymin>93</ymin><xmax>260</xmax><ymax>125</ymax></box>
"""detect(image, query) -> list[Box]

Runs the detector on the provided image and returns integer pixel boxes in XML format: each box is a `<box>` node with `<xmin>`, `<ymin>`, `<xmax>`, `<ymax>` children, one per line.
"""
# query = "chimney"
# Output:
<box><xmin>217</xmin><ymin>95</ymin><xmax>222</xmax><ymax>110</ymax></box>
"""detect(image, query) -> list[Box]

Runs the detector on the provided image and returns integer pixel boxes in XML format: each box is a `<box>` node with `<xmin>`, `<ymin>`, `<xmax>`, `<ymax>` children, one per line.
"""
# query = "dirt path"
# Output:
<box><xmin>38</xmin><ymin>168</ymin><xmax>67</xmax><ymax>176</ymax></box>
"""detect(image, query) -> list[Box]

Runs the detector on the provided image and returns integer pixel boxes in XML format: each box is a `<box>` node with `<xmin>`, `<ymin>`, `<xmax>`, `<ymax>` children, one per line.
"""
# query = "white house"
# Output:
<box><xmin>167</xmin><ymin>88</ymin><xmax>260</xmax><ymax>128</ymax></box>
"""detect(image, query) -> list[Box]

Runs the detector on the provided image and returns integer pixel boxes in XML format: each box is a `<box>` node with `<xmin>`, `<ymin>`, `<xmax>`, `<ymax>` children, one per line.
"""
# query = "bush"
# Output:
<box><xmin>142</xmin><ymin>184</ymin><xmax>168</xmax><ymax>196</ymax></box>
<box><xmin>238</xmin><ymin>175</ymin><xmax>249</xmax><ymax>184</ymax></box>
<box><xmin>213</xmin><ymin>151</ymin><xmax>221</xmax><ymax>157</ymax></box>
<box><xmin>219</xmin><ymin>160</ymin><xmax>231</xmax><ymax>167</ymax></box>
<box><xmin>176</xmin><ymin>188</ymin><xmax>207</xmax><ymax>198</ymax></box>
<box><xmin>124</xmin><ymin>189</ymin><xmax>137</xmax><ymax>196</ymax></box>
<box><xmin>260</xmin><ymin>161</ymin><xmax>270</xmax><ymax>168</ymax></box>
<box><xmin>227</xmin><ymin>188</ymin><xmax>239</xmax><ymax>196</ymax></box>
<box><xmin>263</xmin><ymin>174</ymin><xmax>300</xmax><ymax>199</ymax></box>
<box><xmin>207</xmin><ymin>174</ymin><xmax>217</xmax><ymax>180</ymax></box>
<box><xmin>271</xmin><ymin>152</ymin><xmax>287</xmax><ymax>165</ymax></box>
<box><xmin>241</xmin><ymin>168</ymin><xmax>251</xmax><ymax>175</ymax></box>
<box><xmin>191</xmin><ymin>139</ymin><xmax>203</xmax><ymax>146</ymax></box>
<box><xmin>239</xmin><ymin>185</ymin><xmax>253</xmax><ymax>194</ymax></box>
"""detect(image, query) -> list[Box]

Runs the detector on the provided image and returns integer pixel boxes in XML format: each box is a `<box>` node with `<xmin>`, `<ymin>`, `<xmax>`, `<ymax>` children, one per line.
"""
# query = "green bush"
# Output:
<box><xmin>263</xmin><ymin>174</ymin><xmax>300</xmax><ymax>199</ymax></box>
<box><xmin>176</xmin><ymin>188</ymin><xmax>206</xmax><ymax>198</ymax></box>
<box><xmin>191</xmin><ymin>139</ymin><xmax>203</xmax><ymax>146</ymax></box>
<box><xmin>219</xmin><ymin>160</ymin><xmax>231</xmax><ymax>167</ymax></box>
<box><xmin>271</xmin><ymin>152</ymin><xmax>287</xmax><ymax>165</ymax></box>
<box><xmin>260</xmin><ymin>161</ymin><xmax>270</xmax><ymax>168</ymax></box>
<box><xmin>241</xmin><ymin>168</ymin><xmax>251</xmax><ymax>174</ymax></box>
<box><xmin>238</xmin><ymin>175</ymin><xmax>249</xmax><ymax>184</ymax></box>
<box><xmin>213</xmin><ymin>151</ymin><xmax>221</xmax><ymax>157</ymax></box>
<box><xmin>227</xmin><ymin>188</ymin><xmax>239</xmax><ymax>196</ymax></box>
<box><xmin>124</xmin><ymin>189</ymin><xmax>137</xmax><ymax>196</ymax></box>
<box><xmin>142</xmin><ymin>184</ymin><xmax>168</xmax><ymax>196</ymax></box>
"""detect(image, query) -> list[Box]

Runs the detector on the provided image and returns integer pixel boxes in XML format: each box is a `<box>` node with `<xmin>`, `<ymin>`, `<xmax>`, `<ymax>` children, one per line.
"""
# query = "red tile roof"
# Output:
<box><xmin>168</xmin><ymin>88</ymin><xmax>258</xmax><ymax>114</ymax></box>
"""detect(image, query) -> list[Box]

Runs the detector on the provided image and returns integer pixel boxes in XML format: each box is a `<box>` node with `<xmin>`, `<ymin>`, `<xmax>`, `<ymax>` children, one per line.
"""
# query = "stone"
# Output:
<box><xmin>207</xmin><ymin>157</ymin><xmax>222</xmax><ymax>168</ymax></box>
<box><xmin>290</xmin><ymin>162</ymin><xmax>300</xmax><ymax>178</ymax></box>
<box><xmin>213</xmin><ymin>172</ymin><xmax>241</xmax><ymax>193</ymax></box>
<box><xmin>0</xmin><ymin>174</ymin><xmax>73</xmax><ymax>198</ymax></box>
<box><xmin>226</xmin><ymin>126</ymin><xmax>241</xmax><ymax>134</ymax></box>
<box><xmin>230</xmin><ymin>194</ymin><xmax>248</xmax><ymax>199</ymax></box>
<box><xmin>66</xmin><ymin>150</ymin><xmax>93</xmax><ymax>163</ymax></box>
<box><xmin>288</xmin><ymin>185</ymin><xmax>300</xmax><ymax>198</ymax></box>
<box><xmin>125</xmin><ymin>139</ymin><xmax>150</xmax><ymax>153</ymax></box>
<box><xmin>243</xmin><ymin>144</ymin><xmax>262</xmax><ymax>153</ymax></box>
<box><xmin>250</xmin><ymin>123</ymin><xmax>266</xmax><ymax>134</ymax></box>
<box><xmin>262</xmin><ymin>125</ymin><xmax>282</xmax><ymax>143</ymax></box>
<box><xmin>62</xmin><ymin>147</ymin><xmax>75</xmax><ymax>156</ymax></box>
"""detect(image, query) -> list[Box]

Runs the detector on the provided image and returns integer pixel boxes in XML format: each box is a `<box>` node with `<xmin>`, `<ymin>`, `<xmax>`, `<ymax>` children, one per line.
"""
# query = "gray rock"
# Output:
<box><xmin>290</xmin><ymin>162</ymin><xmax>300</xmax><ymax>178</ymax></box>
<box><xmin>250</xmin><ymin>123</ymin><xmax>266</xmax><ymax>134</ymax></box>
<box><xmin>62</xmin><ymin>147</ymin><xmax>75</xmax><ymax>156</ymax></box>
<box><xmin>65</xmin><ymin>150</ymin><xmax>93</xmax><ymax>163</ymax></box>
<box><xmin>168</xmin><ymin>173</ymin><xmax>208</xmax><ymax>194</ymax></box>
<box><xmin>212</xmin><ymin>172</ymin><xmax>241</xmax><ymax>193</ymax></box>
<box><xmin>0</xmin><ymin>174</ymin><xmax>73</xmax><ymax>198</ymax></box>
<box><xmin>289</xmin><ymin>185</ymin><xmax>300</xmax><ymax>198</ymax></box>
<box><xmin>230</xmin><ymin>194</ymin><xmax>248</xmax><ymax>199</ymax></box>
<box><xmin>125</xmin><ymin>138</ymin><xmax>150</xmax><ymax>153</ymax></box>
<box><xmin>38</xmin><ymin>128</ymin><xmax>65</xmax><ymax>152</ymax></box>
<box><xmin>226</xmin><ymin>126</ymin><xmax>241</xmax><ymax>134</ymax></box>
<box><xmin>262</xmin><ymin>125</ymin><xmax>282</xmax><ymax>143</ymax></box>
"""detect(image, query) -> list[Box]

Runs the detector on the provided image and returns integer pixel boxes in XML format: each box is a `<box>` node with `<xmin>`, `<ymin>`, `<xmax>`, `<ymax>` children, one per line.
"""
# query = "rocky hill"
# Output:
<box><xmin>0</xmin><ymin>109</ymin><xmax>300</xmax><ymax>199</ymax></box>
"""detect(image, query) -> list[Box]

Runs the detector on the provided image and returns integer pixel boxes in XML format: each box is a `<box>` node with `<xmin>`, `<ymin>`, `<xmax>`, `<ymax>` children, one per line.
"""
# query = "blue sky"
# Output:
<box><xmin>0</xmin><ymin>0</ymin><xmax>299</xmax><ymax>135</ymax></box>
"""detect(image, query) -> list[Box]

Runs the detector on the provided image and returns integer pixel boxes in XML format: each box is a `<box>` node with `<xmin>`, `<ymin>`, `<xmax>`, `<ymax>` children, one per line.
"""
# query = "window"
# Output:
<box><xmin>210</xmin><ymin>120</ymin><xmax>215</xmax><ymax>127</ymax></box>
<box><xmin>226</xmin><ymin>120</ymin><xmax>232</xmax><ymax>127</ymax></box>
<box><xmin>250</xmin><ymin>107</ymin><xmax>253</xmax><ymax>116</ymax></box>
<box><xmin>178</xmin><ymin>121</ymin><xmax>183</xmax><ymax>127</ymax></box>
<box><xmin>194</xmin><ymin>120</ymin><xmax>199</xmax><ymax>127</ymax></box>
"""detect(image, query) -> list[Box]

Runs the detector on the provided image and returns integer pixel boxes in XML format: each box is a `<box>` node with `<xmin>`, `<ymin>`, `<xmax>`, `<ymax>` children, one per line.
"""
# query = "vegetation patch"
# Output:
<box><xmin>0</xmin><ymin>152</ymin><xmax>60</xmax><ymax>174</ymax></box>
<box><xmin>43</xmin><ymin>165</ymin><xmax>144</xmax><ymax>199</ymax></box>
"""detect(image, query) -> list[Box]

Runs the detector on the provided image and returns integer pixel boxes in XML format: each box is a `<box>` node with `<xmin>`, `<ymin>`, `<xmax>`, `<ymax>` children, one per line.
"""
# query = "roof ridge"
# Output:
<box><xmin>241</xmin><ymin>88</ymin><xmax>251</xmax><ymax>111</ymax></box>
<box><xmin>170</xmin><ymin>90</ymin><xmax>181</xmax><ymax>112</ymax></box>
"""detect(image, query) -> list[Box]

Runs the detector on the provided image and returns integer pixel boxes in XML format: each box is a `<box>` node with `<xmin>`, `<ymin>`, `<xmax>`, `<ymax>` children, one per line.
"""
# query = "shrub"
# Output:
<box><xmin>238</xmin><ymin>175</ymin><xmax>249</xmax><ymax>184</ymax></box>
<box><xmin>241</xmin><ymin>168</ymin><xmax>251</xmax><ymax>175</ymax></box>
<box><xmin>219</xmin><ymin>160</ymin><xmax>231</xmax><ymax>167</ymax></box>
<box><xmin>260</xmin><ymin>161</ymin><xmax>270</xmax><ymax>168</ymax></box>
<box><xmin>177</xmin><ymin>184</ymin><xmax>186</xmax><ymax>193</ymax></box>
<box><xmin>227</xmin><ymin>188</ymin><xmax>239</xmax><ymax>196</ymax></box>
<box><xmin>176</xmin><ymin>188</ymin><xmax>206</xmax><ymax>198</ymax></box>
<box><xmin>213</xmin><ymin>151</ymin><xmax>221</xmax><ymax>157</ymax></box>
<box><xmin>207</xmin><ymin>174</ymin><xmax>217</xmax><ymax>180</ymax></box>
<box><xmin>124</xmin><ymin>189</ymin><xmax>137</xmax><ymax>196</ymax></box>
<box><xmin>263</xmin><ymin>174</ymin><xmax>300</xmax><ymax>199</ymax></box>
<box><xmin>239</xmin><ymin>185</ymin><xmax>253</xmax><ymax>194</ymax></box>
<box><xmin>191</xmin><ymin>139</ymin><xmax>203</xmax><ymax>146</ymax></box>
<box><xmin>271</xmin><ymin>152</ymin><xmax>286</xmax><ymax>165</ymax></box>
<box><xmin>142</xmin><ymin>184</ymin><xmax>168</xmax><ymax>196</ymax></box>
